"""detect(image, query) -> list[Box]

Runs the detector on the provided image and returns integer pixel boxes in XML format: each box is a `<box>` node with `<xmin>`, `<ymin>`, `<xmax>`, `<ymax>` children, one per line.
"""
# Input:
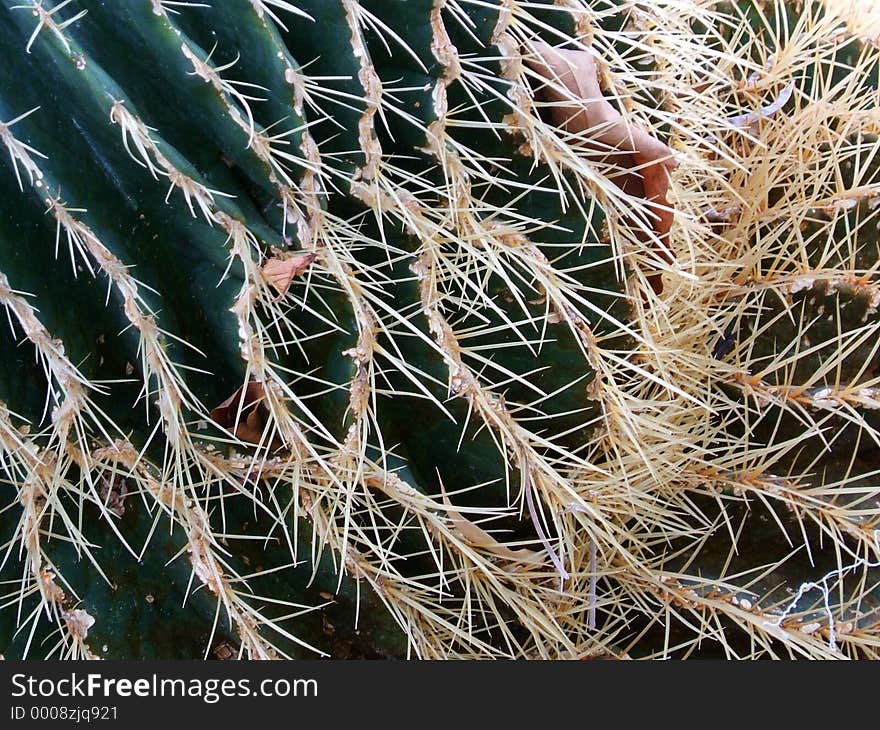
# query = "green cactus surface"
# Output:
<box><xmin>1</xmin><ymin>0</ymin><xmax>879</xmax><ymax>659</ymax></box>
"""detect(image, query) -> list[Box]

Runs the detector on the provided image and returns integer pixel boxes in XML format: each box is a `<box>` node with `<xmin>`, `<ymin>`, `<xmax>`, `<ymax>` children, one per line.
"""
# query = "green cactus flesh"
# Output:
<box><xmin>1</xmin><ymin>0</ymin><xmax>879</xmax><ymax>659</ymax></box>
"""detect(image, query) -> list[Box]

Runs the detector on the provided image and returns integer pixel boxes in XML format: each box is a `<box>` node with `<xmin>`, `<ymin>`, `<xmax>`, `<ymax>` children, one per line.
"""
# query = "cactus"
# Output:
<box><xmin>0</xmin><ymin>0</ymin><xmax>878</xmax><ymax>660</ymax></box>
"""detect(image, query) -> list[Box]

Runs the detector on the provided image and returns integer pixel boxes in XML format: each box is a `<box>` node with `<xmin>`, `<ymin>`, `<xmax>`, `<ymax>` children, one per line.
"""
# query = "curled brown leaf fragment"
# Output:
<box><xmin>212</xmin><ymin>641</ymin><xmax>238</xmax><ymax>661</ymax></box>
<box><xmin>439</xmin><ymin>482</ymin><xmax>543</xmax><ymax>567</ymax></box>
<box><xmin>211</xmin><ymin>380</ymin><xmax>276</xmax><ymax>447</ymax></box>
<box><xmin>525</xmin><ymin>41</ymin><xmax>678</xmax><ymax>292</ymax></box>
<box><xmin>262</xmin><ymin>251</ymin><xmax>316</xmax><ymax>301</ymax></box>
<box><xmin>97</xmin><ymin>473</ymin><xmax>127</xmax><ymax>518</ymax></box>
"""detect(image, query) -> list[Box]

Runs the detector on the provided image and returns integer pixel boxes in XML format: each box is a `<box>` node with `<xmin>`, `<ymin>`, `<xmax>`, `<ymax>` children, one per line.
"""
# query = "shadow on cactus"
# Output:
<box><xmin>0</xmin><ymin>0</ymin><xmax>878</xmax><ymax>659</ymax></box>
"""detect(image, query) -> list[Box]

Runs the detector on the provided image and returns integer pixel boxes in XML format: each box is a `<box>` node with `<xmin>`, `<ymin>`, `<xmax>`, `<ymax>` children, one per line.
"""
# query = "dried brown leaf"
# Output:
<box><xmin>211</xmin><ymin>380</ymin><xmax>274</xmax><ymax>446</ymax></box>
<box><xmin>439</xmin><ymin>483</ymin><xmax>543</xmax><ymax>567</ymax></box>
<box><xmin>526</xmin><ymin>42</ymin><xmax>678</xmax><ymax>292</ymax></box>
<box><xmin>97</xmin><ymin>473</ymin><xmax>127</xmax><ymax>518</ymax></box>
<box><xmin>262</xmin><ymin>251</ymin><xmax>316</xmax><ymax>300</ymax></box>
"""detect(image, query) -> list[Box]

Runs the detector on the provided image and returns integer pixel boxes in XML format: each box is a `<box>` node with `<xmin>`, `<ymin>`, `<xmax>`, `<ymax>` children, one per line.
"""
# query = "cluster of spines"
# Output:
<box><xmin>0</xmin><ymin>0</ymin><xmax>878</xmax><ymax>660</ymax></box>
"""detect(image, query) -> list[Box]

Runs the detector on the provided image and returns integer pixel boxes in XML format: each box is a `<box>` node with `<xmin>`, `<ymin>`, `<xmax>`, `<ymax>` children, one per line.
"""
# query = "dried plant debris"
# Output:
<box><xmin>210</xmin><ymin>381</ymin><xmax>274</xmax><ymax>447</ymax></box>
<box><xmin>262</xmin><ymin>251</ymin><xmax>316</xmax><ymax>300</ymax></box>
<box><xmin>439</xmin><ymin>484</ymin><xmax>543</xmax><ymax>567</ymax></box>
<box><xmin>96</xmin><ymin>474</ymin><xmax>127</xmax><ymax>518</ymax></box>
<box><xmin>728</xmin><ymin>81</ymin><xmax>796</xmax><ymax>129</ymax></box>
<box><xmin>526</xmin><ymin>42</ymin><xmax>678</xmax><ymax>291</ymax></box>
<box><xmin>212</xmin><ymin>641</ymin><xmax>238</xmax><ymax>661</ymax></box>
